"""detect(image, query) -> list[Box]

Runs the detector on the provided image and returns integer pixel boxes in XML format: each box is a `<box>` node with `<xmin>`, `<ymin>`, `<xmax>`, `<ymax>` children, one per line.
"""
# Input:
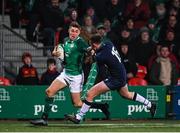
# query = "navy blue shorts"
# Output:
<box><xmin>104</xmin><ymin>77</ymin><xmax>126</xmax><ymax>90</ymax></box>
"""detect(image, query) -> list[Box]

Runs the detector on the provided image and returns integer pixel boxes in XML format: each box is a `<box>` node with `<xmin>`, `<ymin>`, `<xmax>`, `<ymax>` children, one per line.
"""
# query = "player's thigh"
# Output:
<box><xmin>70</xmin><ymin>92</ymin><xmax>83</xmax><ymax>107</ymax></box>
<box><xmin>86</xmin><ymin>81</ymin><xmax>109</xmax><ymax>101</ymax></box>
<box><xmin>46</xmin><ymin>79</ymin><xmax>66</xmax><ymax>96</ymax></box>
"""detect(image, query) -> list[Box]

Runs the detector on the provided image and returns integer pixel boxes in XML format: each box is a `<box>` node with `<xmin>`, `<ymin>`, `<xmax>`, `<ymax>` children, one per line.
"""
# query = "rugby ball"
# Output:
<box><xmin>57</xmin><ymin>44</ymin><xmax>64</xmax><ymax>61</ymax></box>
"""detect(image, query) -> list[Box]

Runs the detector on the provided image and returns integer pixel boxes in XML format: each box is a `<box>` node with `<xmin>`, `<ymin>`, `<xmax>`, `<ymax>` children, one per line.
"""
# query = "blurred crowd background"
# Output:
<box><xmin>0</xmin><ymin>0</ymin><xmax>179</xmax><ymax>86</ymax></box>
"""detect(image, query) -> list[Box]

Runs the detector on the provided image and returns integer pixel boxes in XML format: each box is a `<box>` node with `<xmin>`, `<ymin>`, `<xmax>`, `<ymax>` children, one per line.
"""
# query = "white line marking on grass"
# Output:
<box><xmin>42</xmin><ymin>123</ymin><xmax>180</xmax><ymax>128</ymax></box>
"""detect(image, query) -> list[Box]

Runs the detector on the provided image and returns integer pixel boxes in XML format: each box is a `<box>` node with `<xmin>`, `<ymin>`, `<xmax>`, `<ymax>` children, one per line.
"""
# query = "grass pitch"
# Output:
<box><xmin>1</xmin><ymin>119</ymin><xmax>180</xmax><ymax>132</ymax></box>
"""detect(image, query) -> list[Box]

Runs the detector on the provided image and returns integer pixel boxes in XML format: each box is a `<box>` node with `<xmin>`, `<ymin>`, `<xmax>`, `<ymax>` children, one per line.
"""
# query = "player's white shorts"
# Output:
<box><xmin>56</xmin><ymin>70</ymin><xmax>84</xmax><ymax>93</ymax></box>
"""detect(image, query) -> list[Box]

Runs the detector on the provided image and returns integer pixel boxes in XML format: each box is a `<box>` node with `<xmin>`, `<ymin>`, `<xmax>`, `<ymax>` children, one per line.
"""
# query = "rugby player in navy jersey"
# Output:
<box><xmin>65</xmin><ymin>34</ymin><xmax>157</xmax><ymax>124</ymax></box>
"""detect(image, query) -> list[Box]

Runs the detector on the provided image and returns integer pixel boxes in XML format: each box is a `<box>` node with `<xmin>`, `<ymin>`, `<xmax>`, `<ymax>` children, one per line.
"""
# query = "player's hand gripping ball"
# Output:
<box><xmin>87</xmin><ymin>46</ymin><xmax>95</xmax><ymax>56</ymax></box>
<box><xmin>52</xmin><ymin>45</ymin><xmax>64</xmax><ymax>61</ymax></box>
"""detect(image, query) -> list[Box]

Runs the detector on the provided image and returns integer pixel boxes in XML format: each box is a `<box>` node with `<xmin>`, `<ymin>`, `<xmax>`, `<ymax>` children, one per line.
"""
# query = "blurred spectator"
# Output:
<box><xmin>20</xmin><ymin>0</ymin><xmax>42</xmax><ymax>26</ymax></box>
<box><xmin>9</xmin><ymin>0</ymin><xmax>22</xmax><ymax>28</ymax></box>
<box><xmin>171</xmin><ymin>0</ymin><xmax>180</xmax><ymax>9</ymax></box>
<box><xmin>132</xmin><ymin>27</ymin><xmax>155</xmax><ymax>67</ymax></box>
<box><xmin>168</xmin><ymin>6</ymin><xmax>179</xmax><ymax>17</ymax></box>
<box><xmin>64</xmin><ymin>8</ymin><xmax>79</xmax><ymax>25</ymax></box>
<box><xmin>159</xmin><ymin>15</ymin><xmax>178</xmax><ymax>40</ymax></box>
<box><xmin>63</xmin><ymin>8</ymin><xmax>79</xmax><ymax>39</ymax></box>
<box><xmin>167</xmin><ymin>15</ymin><xmax>178</xmax><ymax>31</ymax></box>
<box><xmin>118</xmin><ymin>26</ymin><xmax>135</xmax><ymax>49</ymax></box>
<box><xmin>103</xmin><ymin>18</ymin><xmax>111</xmax><ymax>33</ymax></box>
<box><xmin>106</xmin><ymin>0</ymin><xmax>126</xmax><ymax>23</ymax></box>
<box><xmin>107</xmin><ymin>26</ymin><xmax>134</xmax><ymax>48</ymax></box>
<box><xmin>96</xmin><ymin>23</ymin><xmax>111</xmax><ymax>43</ymax></box>
<box><xmin>164</xmin><ymin>30</ymin><xmax>176</xmax><ymax>50</ymax></box>
<box><xmin>159</xmin><ymin>15</ymin><xmax>180</xmax><ymax>58</ymax></box>
<box><xmin>147</xmin><ymin>18</ymin><xmax>160</xmax><ymax>43</ymax></box>
<box><xmin>148</xmin><ymin>41</ymin><xmax>179</xmax><ymax>74</ymax></box>
<box><xmin>152</xmin><ymin>1</ymin><xmax>167</xmax><ymax>28</ymax></box>
<box><xmin>85</xmin><ymin>0</ymin><xmax>108</xmax><ymax>21</ymax></box>
<box><xmin>26</xmin><ymin>0</ymin><xmax>47</xmax><ymax>41</ymax></box>
<box><xmin>149</xmin><ymin>45</ymin><xmax>179</xmax><ymax>85</ymax></box>
<box><xmin>119</xmin><ymin>42</ymin><xmax>137</xmax><ymax>80</ymax></box>
<box><xmin>16</xmin><ymin>52</ymin><xmax>39</xmax><ymax>85</ymax></box>
<box><xmin>125</xmin><ymin>17</ymin><xmax>139</xmax><ymax>40</ymax></box>
<box><xmin>0</xmin><ymin>77</ymin><xmax>11</xmax><ymax>86</ymax></box>
<box><xmin>124</xmin><ymin>0</ymin><xmax>151</xmax><ymax>29</ymax></box>
<box><xmin>128</xmin><ymin>65</ymin><xmax>148</xmax><ymax>86</ymax></box>
<box><xmin>59</xmin><ymin>0</ymin><xmax>69</xmax><ymax>12</ymax></box>
<box><xmin>75</xmin><ymin>0</ymin><xmax>91</xmax><ymax>19</ymax></box>
<box><xmin>84</xmin><ymin>6</ymin><xmax>99</xmax><ymax>25</ymax></box>
<box><xmin>40</xmin><ymin>58</ymin><xmax>60</xmax><ymax>85</ymax></box>
<box><xmin>38</xmin><ymin>0</ymin><xmax>64</xmax><ymax>56</ymax></box>
<box><xmin>80</xmin><ymin>15</ymin><xmax>96</xmax><ymax>42</ymax></box>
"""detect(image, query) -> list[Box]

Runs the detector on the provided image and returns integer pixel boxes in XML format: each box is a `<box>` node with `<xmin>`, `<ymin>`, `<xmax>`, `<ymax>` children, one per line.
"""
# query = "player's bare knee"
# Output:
<box><xmin>73</xmin><ymin>102</ymin><xmax>83</xmax><ymax>107</ymax></box>
<box><xmin>46</xmin><ymin>89</ymin><xmax>54</xmax><ymax>97</ymax></box>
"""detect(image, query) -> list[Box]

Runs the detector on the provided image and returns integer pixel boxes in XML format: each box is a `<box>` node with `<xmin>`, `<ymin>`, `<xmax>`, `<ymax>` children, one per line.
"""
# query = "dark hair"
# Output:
<box><xmin>69</xmin><ymin>21</ymin><xmax>81</xmax><ymax>30</ymax></box>
<box><xmin>47</xmin><ymin>58</ymin><xmax>56</xmax><ymax>66</ymax></box>
<box><xmin>22</xmin><ymin>52</ymin><xmax>32</xmax><ymax>62</ymax></box>
<box><xmin>160</xmin><ymin>44</ymin><xmax>171</xmax><ymax>51</ymax></box>
<box><xmin>90</xmin><ymin>34</ymin><xmax>102</xmax><ymax>44</ymax></box>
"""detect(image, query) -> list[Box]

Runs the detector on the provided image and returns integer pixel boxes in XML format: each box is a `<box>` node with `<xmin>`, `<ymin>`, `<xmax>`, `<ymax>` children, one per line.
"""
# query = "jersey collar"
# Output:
<box><xmin>69</xmin><ymin>36</ymin><xmax>80</xmax><ymax>42</ymax></box>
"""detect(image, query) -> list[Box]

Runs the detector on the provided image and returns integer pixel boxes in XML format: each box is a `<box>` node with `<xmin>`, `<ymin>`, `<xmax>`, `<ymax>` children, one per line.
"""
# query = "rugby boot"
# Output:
<box><xmin>149</xmin><ymin>103</ymin><xmax>157</xmax><ymax>118</ymax></box>
<box><xmin>101</xmin><ymin>103</ymin><xmax>110</xmax><ymax>120</ymax></box>
<box><xmin>64</xmin><ymin>114</ymin><xmax>80</xmax><ymax>124</ymax></box>
<box><xmin>30</xmin><ymin>119</ymin><xmax>48</xmax><ymax>126</ymax></box>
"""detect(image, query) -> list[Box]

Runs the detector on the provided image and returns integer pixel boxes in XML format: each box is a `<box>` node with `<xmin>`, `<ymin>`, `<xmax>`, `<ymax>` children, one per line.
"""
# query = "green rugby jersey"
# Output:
<box><xmin>62</xmin><ymin>36</ymin><xmax>88</xmax><ymax>75</ymax></box>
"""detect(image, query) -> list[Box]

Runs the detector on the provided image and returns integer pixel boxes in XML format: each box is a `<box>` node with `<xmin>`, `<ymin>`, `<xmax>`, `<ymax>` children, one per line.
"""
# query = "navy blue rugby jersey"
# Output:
<box><xmin>95</xmin><ymin>42</ymin><xmax>127</xmax><ymax>80</ymax></box>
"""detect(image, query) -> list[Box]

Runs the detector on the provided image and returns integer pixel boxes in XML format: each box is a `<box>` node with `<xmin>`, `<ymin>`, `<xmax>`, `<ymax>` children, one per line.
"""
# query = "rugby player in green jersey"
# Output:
<box><xmin>30</xmin><ymin>22</ymin><xmax>109</xmax><ymax>126</ymax></box>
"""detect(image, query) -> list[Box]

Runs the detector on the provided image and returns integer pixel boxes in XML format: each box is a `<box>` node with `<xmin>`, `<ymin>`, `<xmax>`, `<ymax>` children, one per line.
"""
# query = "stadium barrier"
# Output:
<box><xmin>0</xmin><ymin>86</ymin><xmax>166</xmax><ymax>119</ymax></box>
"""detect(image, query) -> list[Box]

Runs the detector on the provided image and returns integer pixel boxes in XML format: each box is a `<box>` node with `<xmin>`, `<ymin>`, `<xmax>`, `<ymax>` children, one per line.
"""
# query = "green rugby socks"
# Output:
<box><xmin>41</xmin><ymin>97</ymin><xmax>54</xmax><ymax>120</ymax></box>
